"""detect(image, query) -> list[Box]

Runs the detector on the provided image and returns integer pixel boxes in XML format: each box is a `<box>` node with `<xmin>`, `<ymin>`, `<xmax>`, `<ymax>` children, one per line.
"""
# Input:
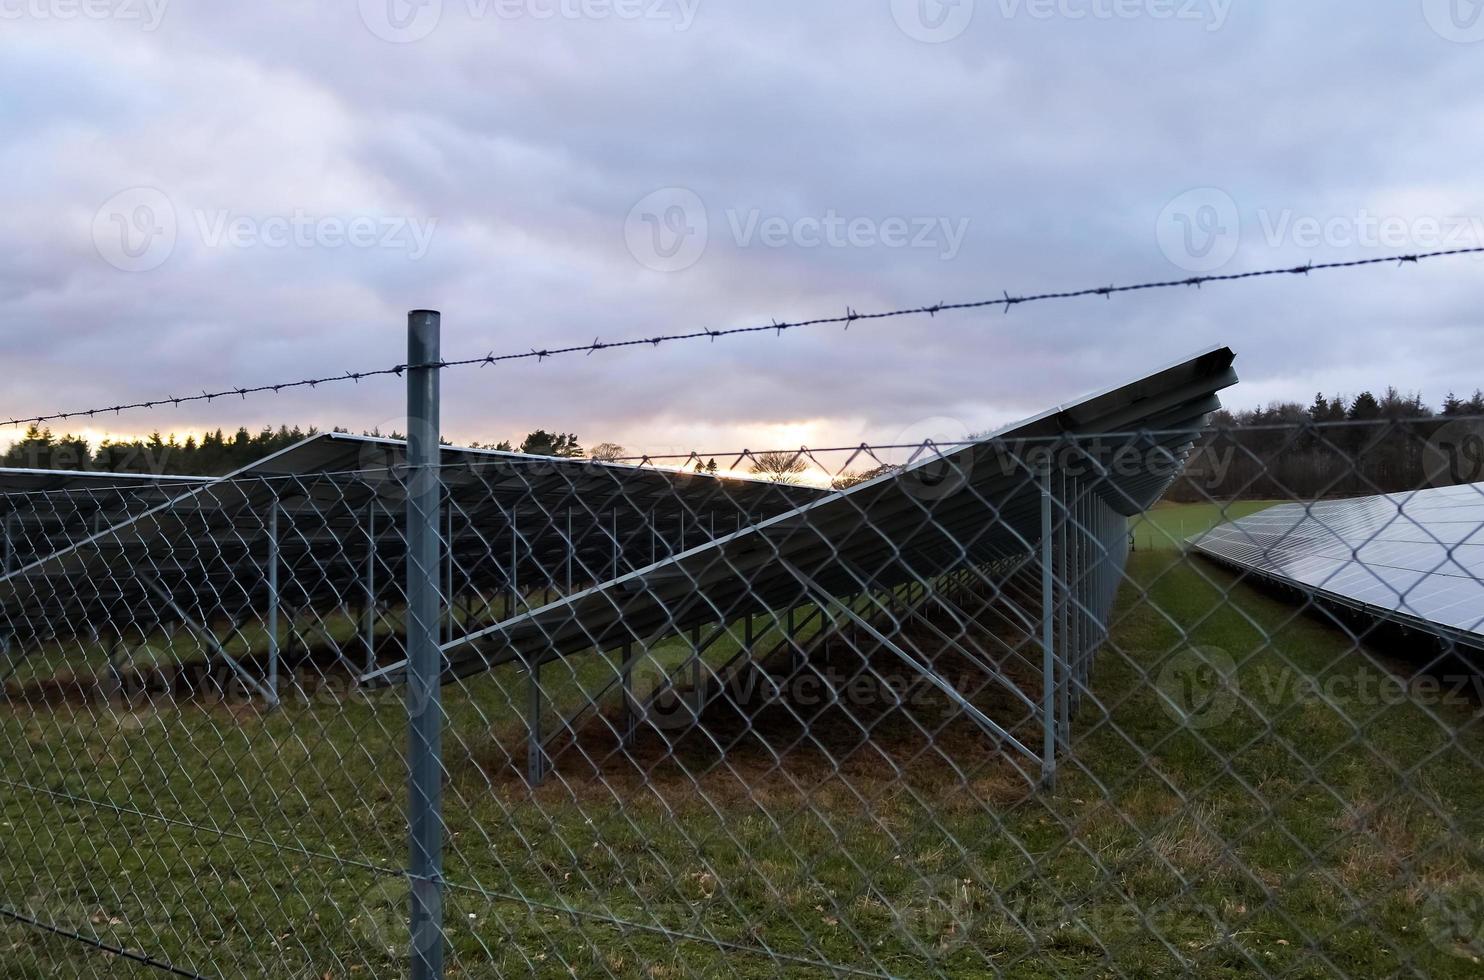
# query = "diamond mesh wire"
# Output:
<box><xmin>1</xmin><ymin>418</ymin><xmax>1482</xmax><ymax>978</ymax></box>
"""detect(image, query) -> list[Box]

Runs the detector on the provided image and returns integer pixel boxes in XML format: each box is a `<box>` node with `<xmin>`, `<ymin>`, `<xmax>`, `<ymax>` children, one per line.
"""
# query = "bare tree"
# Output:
<box><xmin>831</xmin><ymin>464</ymin><xmax>897</xmax><ymax>491</ymax></box>
<box><xmin>750</xmin><ymin>451</ymin><xmax>809</xmax><ymax>484</ymax></box>
<box><xmin>590</xmin><ymin>442</ymin><xmax>627</xmax><ymax>462</ymax></box>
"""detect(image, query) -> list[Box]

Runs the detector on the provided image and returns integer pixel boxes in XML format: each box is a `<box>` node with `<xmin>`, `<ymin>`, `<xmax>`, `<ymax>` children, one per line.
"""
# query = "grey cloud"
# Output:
<box><xmin>0</xmin><ymin>1</ymin><xmax>1479</xmax><ymax>456</ymax></box>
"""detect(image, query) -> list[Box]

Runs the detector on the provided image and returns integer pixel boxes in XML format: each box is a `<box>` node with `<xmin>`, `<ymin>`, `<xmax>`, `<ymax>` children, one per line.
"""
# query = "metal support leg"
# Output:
<box><xmin>510</xmin><ymin>511</ymin><xmax>519</xmax><ymax>617</ymax></box>
<box><xmin>620</xmin><ymin>643</ymin><xmax>635</xmax><ymax>747</ymax></box>
<box><xmin>364</xmin><ymin>500</ymin><xmax>377</xmax><ymax>674</ymax></box>
<box><xmin>1057</xmin><ymin>471</ymin><xmax>1070</xmax><ymax>747</ymax></box>
<box><xmin>445</xmin><ymin>504</ymin><xmax>454</xmax><ymax>643</ymax></box>
<box><xmin>527</xmin><ymin>658</ymin><xmax>546</xmax><ymax>785</ymax></box>
<box><xmin>690</xmin><ymin>624</ymin><xmax>703</xmax><ymax>715</ymax></box>
<box><xmin>267</xmin><ymin>497</ymin><xmax>280</xmax><ymax>704</ymax></box>
<box><xmin>1040</xmin><ymin>465</ymin><xmax>1056</xmax><ymax>790</ymax></box>
<box><xmin>565</xmin><ymin>509</ymin><xmax>573</xmax><ymax>594</ymax></box>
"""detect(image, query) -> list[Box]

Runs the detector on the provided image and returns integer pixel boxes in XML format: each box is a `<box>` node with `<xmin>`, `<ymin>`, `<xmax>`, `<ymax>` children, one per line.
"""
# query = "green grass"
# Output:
<box><xmin>1129</xmin><ymin>498</ymin><xmax>1281</xmax><ymax>552</ymax></box>
<box><xmin>2</xmin><ymin>503</ymin><xmax>1482</xmax><ymax>977</ymax></box>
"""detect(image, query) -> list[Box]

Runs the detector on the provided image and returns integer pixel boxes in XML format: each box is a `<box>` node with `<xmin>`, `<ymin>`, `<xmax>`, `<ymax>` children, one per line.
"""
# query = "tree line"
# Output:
<box><xmin>0</xmin><ymin>425</ymin><xmax>615</xmax><ymax>477</ymax></box>
<box><xmin>1167</xmin><ymin>388</ymin><xmax>1484</xmax><ymax>502</ymax></box>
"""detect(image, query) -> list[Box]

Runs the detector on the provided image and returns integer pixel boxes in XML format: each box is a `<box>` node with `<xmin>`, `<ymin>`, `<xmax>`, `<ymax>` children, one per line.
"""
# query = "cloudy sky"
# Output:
<box><xmin>1</xmin><ymin>0</ymin><xmax>1480</xmax><ymax>459</ymax></box>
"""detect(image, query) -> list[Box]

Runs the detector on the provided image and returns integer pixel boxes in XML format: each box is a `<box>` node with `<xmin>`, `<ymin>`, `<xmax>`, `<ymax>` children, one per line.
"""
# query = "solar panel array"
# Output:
<box><xmin>0</xmin><ymin>434</ymin><xmax>825</xmax><ymax>634</ymax></box>
<box><xmin>373</xmin><ymin>345</ymin><xmax>1240</xmax><ymax>685</ymax></box>
<box><xmin>0</xmin><ymin>468</ymin><xmax>209</xmax><ymax>575</ymax></box>
<box><xmin>1192</xmin><ymin>482</ymin><xmax>1484</xmax><ymax>650</ymax></box>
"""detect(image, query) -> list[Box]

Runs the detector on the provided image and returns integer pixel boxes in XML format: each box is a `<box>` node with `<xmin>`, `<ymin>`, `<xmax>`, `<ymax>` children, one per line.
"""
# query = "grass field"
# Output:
<box><xmin>2</xmin><ymin>501</ymin><xmax>1482</xmax><ymax>977</ymax></box>
<box><xmin>1128</xmin><ymin>498</ymin><xmax>1281</xmax><ymax>552</ymax></box>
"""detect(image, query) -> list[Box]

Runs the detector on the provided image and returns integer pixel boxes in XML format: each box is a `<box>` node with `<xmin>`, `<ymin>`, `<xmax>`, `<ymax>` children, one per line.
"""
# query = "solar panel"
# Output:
<box><xmin>366</xmin><ymin>345</ymin><xmax>1240</xmax><ymax>685</ymax></box>
<box><xmin>1191</xmin><ymin>483</ymin><xmax>1484</xmax><ymax>649</ymax></box>
<box><xmin>0</xmin><ymin>434</ymin><xmax>826</xmax><ymax>630</ymax></box>
<box><xmin>0</xmin><ymin>468</ymin><xmax>210</xmax><ymax>575</ymax></box>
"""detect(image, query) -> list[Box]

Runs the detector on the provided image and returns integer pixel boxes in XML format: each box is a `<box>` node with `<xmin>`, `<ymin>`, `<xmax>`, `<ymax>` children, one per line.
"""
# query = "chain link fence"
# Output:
<box><xmin>1</xmin><ymin>342</ymin><xmax>1482</xmax><ymax>976</ymax></box>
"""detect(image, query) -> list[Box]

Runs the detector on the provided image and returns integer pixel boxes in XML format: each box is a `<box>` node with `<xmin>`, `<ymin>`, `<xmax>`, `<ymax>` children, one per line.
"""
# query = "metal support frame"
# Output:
<box><xmin>267</xmin><ymin>496</ymin><xmax>281</xmax><ymax>704</ymax></box>
<box><xmin>137</xmin><ymin>575</ymin><xmax>278</xmax><ymax>705</ymax></box>
<box><xmin>1057</xmin><ymin>471</ymin><xmax>1070</xmax><ymax>747</ymax></box>
<box><xmin>1040</xmin><ymin>464</ymin><xmax>1057</xmax><ymax>790</ymax></box>
<box><xmin>1</xmin><ymin>510</ymin><xmax>12</xmax><ymax>574</ymax></box>
<box><xmin>405</xmin><ymin>309</ymin><xmax>445</xmax><ymax>980</ymax></box>
<box><xmin>527</xmin><ymin>657</ymin><xmax>547</xmax><ymax>785</ymax></box>
<box><xmin>364</xmin><ymin>499</ymin><xmax>378</xmax><ymax>674</ymax></box>
<box><xmin>509</xmin><ymin>510</ymin><xmax>519</xmax><ymax>617</ymax></box>
<box><xmin>444</xmin><ymin>503</ymin><xmax>455</xmax><ymax>643</ymax></box>
<box><xmin>783</xmin><ymin>564</ymin><xmax>1039</xmax><ymax>764</ymax></box>
<box><xmin>620</xmin><ymin>642</ymin><xmax>635</xmax><ymax>747</ymax></box>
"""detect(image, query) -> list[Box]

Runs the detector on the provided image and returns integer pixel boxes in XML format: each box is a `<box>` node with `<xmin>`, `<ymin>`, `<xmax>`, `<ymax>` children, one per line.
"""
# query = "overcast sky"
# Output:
<box><xmin>1</xmin><ymin>1</ymin><xmax>1480</xmax><ymax>459</ymax></box>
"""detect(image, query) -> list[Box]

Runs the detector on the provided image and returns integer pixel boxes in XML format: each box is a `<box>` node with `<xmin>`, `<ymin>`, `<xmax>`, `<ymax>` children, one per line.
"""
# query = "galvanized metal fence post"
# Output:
<box><xmin>406</xmin><ymin>309</ymin><xmax>445</xmax><ymax>980</ymax></box>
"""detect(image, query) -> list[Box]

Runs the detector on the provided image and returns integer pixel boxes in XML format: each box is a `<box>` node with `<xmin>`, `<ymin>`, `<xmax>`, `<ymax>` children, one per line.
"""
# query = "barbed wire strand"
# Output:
<box><xmin>5</xmin><ymin>247</ymin><xmax>1480</xmax><ymax>430</ymax></box>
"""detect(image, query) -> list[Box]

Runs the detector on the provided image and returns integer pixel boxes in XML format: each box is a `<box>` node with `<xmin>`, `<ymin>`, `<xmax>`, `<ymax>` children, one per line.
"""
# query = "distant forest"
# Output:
<box><xmin>4</xmin><ymin>387</ymin><xmax>1482</xmax><ymax>501</ymax></box>
<box><xmin>1167</xmin><ymin>388</ymin><xmax>1484</xmax><ymax>502</ymax></box>
<box><xmin>0</xmin><ymin>425</ymin><xmax>602</xmax><ymax>477</ymax></box>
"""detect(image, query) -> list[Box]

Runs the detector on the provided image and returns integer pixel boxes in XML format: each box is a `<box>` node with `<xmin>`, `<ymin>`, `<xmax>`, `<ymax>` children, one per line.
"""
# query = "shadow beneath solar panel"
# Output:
<box><xmin>451</xmin><ymin>595</ymin><xmax>1051</xmax><ymax>803</ymax></box>
<box><xmin>0</xmin><ymin>626</ymin><xmax>403</xmax><ymax>710</ymax></box>
<box><xmin>1194</xmin><ymin>553</ymin><xmax>1484</xmax><ymax>698</ymax></box>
